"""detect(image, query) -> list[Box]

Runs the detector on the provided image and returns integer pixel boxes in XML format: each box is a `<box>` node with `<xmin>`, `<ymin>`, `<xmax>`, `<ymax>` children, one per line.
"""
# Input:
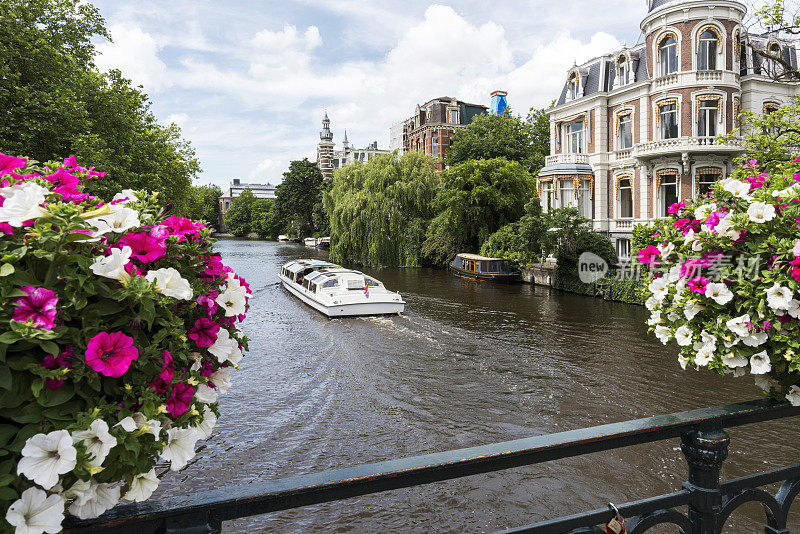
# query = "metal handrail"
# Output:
<box><xmin>63</xmin><ymin>399</ymin><xmax>800</xmax><ymax>533</ymax></box>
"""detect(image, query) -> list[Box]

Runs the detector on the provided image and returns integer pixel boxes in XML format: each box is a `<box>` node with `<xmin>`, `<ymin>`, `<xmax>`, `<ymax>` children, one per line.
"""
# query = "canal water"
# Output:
<box><xmin>155</xmin><ymin>239</ymin><xmax>799</xmax><ymax>533</ymax></box>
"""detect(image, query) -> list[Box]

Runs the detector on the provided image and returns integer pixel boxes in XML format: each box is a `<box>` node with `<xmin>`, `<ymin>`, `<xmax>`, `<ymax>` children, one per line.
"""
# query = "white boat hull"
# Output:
<box><xmin>280</xmin><ymin>277</ymin><xmax>404</xmax><ymax>317</ymax></box>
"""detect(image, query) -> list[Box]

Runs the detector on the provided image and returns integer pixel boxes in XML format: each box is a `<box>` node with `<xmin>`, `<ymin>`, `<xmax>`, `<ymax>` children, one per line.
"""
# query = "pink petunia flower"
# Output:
<box><xmin>44</xmin><ymin>168</ymin><xmax>80</xmax><ymax>188</ymax></box>
<box><xmin>40</xmin><ymin>348</ymin><xmax>73</xmax><ymax>390</ymax></box>
<box><xmin>162</xmin><ymin>216</ymin><xmax>205</xmax><ymax>242</ymax></box>
<box><xmin>202</xmin><ymin>255</ymin><xmax>225</xmax><ymax>278</ymax></box>
<box><xmin>0</xmin><ymin>195</ymin><xmax>13</xmax><ymax>235</ymax></box>
<box><xmin>667</xmin><ymin>201</ymin><xmax>685</xmax><ymax>214</ymax></box>
<box><xmin>187</xmin><ymin>317</ymin><xmax>220</xmax><ymax>348</ymax></box>
<box><xmin>85</xmin><ymin>331</ymin><xmax>139</xmax><ymax>378</ymax></box>
<box><xmin>637</xmin><ymin>245</ymin><xmax>661</xmax><ymax>266</ymax></box>
<box><xmin>53</xmin><ymin>184</ymin><xmax>89</xmax><ymax>203</ymax></box>
<box><xmin>166</xmin><ymin>383</ymin><xmax>195</xmax><ymax>417</ymax></box>
<box><xmin>117</xmin><ymin>228</ymin><xmax>167</xmax><ymax>263</ymax></box>
<box><xmin>688</xmin><ymin>276</ymin><xmax>710</xmax><ymax>294</ymax></box>
<box><xmin>12</xmin><ymin>286</ymin><xmax>58</xmax><ymax>330</ymax></box>
<box><xmin>150</xmin><ymin>350</ymin><xmax>174</xmax><ymax>394</ymax></box>
<box><xmin>0</xmin><ymin>154</ymin><xmax>26</xmax><ymax>176</ymax></box>
<box><xmin>196</xmin><ymin>293</ymin><xmax>218</xmax><ymax>315</ymax></box>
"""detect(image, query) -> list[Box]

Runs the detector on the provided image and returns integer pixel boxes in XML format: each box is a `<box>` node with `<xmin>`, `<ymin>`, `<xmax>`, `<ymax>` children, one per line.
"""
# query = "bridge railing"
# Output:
<box><xmin>63</xmin><ymin>399</ymin><xmax>800</xmax><ymax>534</ymax></box>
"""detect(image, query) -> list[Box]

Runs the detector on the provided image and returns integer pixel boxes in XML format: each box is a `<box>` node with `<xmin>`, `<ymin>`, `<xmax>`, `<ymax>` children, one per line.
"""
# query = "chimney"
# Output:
<box><xmin>233</xmin><ymin>178</ymin><xmax>240</xmax><ymax>185</ymax></box>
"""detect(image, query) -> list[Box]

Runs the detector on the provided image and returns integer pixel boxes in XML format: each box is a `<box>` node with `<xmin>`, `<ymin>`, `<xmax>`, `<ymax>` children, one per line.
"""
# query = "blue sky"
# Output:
<box><xmin>89</xmin><ymin>0</ymin><xmax>649</xmax><ymax>188</ymax></box>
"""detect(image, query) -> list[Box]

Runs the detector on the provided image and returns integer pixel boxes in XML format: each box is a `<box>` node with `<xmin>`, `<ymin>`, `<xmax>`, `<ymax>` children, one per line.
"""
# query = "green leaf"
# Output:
<box><xmin>0</xmin><ymin>474</ymin><xmax>15</xmax><ymax>487</ymax></box>
<box><xmin>0</xmin><ymin>488</ymin><xmax>17</xmax><ymax>501</ymax></box>
<box><xmin>0</xmin><ymin>264</ymin><xmax>13</xmax><ymax>277</ymax></box>
<box><xmin>31</xmin><ymin>378</ymin><xmax>43</xmax><ymax>398</ymax></box>
<box><xmin>0</xmin><ymin>425</ymin><xmax>18</xmax><ymax>448</ymax></box>
<box><xmin>0</xmin><ymin>367</ymin><xmax>11</xmax><ymax>391</ymax></box>
<box><xmin>0</xmin><ymin>332</ymin><xmax>20</xmax><ymax>345</ymax></box>
<box><xmin>36</xmin><ymin>340</ymin><xmax>60</xmax><ymax>355</ymax></box>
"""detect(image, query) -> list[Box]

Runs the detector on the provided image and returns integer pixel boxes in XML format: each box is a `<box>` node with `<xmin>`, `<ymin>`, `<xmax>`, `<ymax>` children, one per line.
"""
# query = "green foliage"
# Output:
<box><xmin>0</xmin><ymin>0</ymin><xmax>199</xmax><ymax>212</ymax></box>
<box><xmin>554</xmin><ymin>225</ymin><xmax>617</xmax><ymax>295</ymax></box>
<box><xmin>445</xmin><ymin>108</ymin><xmax>550</xmax><ymax>173</ymax></box>
<box><xmin>324</xmin><ymin>151</ymin><xmax>438</xmax><ymax>267</ymax></box>
<box><xmin>252</xmin><ymin>199</ymin><xmax>282</xmax><ymax>239</ymax></box>
<box><xmin>599</xmin><ymin>276</ymin><xmax>647</xmax><ymax>305</ymax></box>
<box><xmin>422</xmin><ymin>157</ymin><xmax>536</xmax><ymax>267</ymax></box>
<box><xmin>276</xmin><ymin>159</ymin><xmax>325</xmax><ymax>236</ymax></box>
<box><xmin>224</xmin><ymin>189</ymin><xmax>255</xmax><ymax>236</ymax></box>
<box><xmin>184</xmin><ymin>184</ymin><xmax>222</xmax><ymax>230</ymax></box>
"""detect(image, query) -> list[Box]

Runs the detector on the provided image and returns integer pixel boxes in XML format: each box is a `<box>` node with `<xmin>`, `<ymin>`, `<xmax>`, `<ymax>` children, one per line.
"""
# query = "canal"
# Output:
<box><xmin>155</xmin><ymin>239</ymin><xmax>799</xmax><ymax>533</ymax></box>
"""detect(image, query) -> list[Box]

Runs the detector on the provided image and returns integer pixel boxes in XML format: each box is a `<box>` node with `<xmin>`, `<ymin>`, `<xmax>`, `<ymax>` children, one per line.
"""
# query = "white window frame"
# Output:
<box><xmin>697</xmin><ymin>99</ymin><xmax>719</xmax><ymax>137</ymax></box>
<box><xmin>578</xmin><ymin>179</ymin><xmax>592</xmax><ymax>219</ymax></box>
<box><xmin>540</xmin><ymin>181</ymin><xmax>553</xmax><ymax>212</ymax></box>
<box><xmin>618</xmin><ymin>114</ymin><xmax>633</xmax><ymax>149</ymax></box>
<box><xmin>658</xmin><ymin>102</ymin><xmax>679</xmax><ymax>140</ymax></box>
<box><xmin>659</xmin><ymin>35</ymin><xmax>678</xmax><ymax>76</ymax></box>
<box><xmin>558</xmin><ymin>179</ymin><xmax>575</xmax><ymax>209</ymax></box>
<box><xmin>618</xmin><ymin>176</ymin><xmax>633</xmax><ymax>219</ymax></box>
<box><xmin>658</xmin><ymin>173</ymin><xmax>679</xmax><ymax>217</ymax></box>
<box><xmin>692</xmin><ymin>23</ymin><xmax>725</xmax><ymax>72</ymax></box>
<box><xmin>616</xmin><ymin>239</ymin><xmax>631</xmax><ymax>260</ymax></box>
<box><xmin>566</xmin><ymin>121</ymin><xmax>585</xmax><ymax>154</ymax></box>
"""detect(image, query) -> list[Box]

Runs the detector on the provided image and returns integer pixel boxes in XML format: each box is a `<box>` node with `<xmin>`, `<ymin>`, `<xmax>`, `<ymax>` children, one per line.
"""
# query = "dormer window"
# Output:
<box><xmin>618</xmin><ymin>57</ymin><xmax>629</xmax><ymax>85</ymax></box>
<box><xmin>659</xmin><ymin>35</ymin><xmax>678</xmax><ymax>75</ymax></box>
<box><xmin>698</xmin><ymin>29</ymin><xmax>719</xmax><ymax>71</ymax></box>
<box><xmin>569</xmin><ymin>74</ymin><xmax>580</xmax><ymax>100</ymax></box>
<box><xmin>766</xmin><ymin>43</ymin><xmax>782</xmax><ymax>77</ymax></box>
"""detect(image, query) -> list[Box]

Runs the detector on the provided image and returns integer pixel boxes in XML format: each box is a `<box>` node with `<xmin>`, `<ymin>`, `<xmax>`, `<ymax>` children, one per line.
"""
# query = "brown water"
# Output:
<box><xmin>154</xmin><ymin>239</ymin><xmax>799</xmax><ymax>533</ymax></box>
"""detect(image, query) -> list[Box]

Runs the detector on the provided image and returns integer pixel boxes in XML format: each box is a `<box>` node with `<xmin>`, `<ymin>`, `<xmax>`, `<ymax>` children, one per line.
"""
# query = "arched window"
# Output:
<box><xmin>657</xmin><ymin>170</ymin><xmax>679</xmax><ymax>217</ymax></box>
<box><xmin>618</xmin><ymin>113</ymin><xmax>633</xmax><ymax>149</ymax></box>
<box><xmin>697</xmin><ymin>29</ymin><xmax>718</xmax><ymax>71</ymax></box>
<box><xmin>697</xmin><ymin>97</ymin><xmax>720</xmax><ymax>137</ymax></box>
<box><xmin>618</xmin><ymin>56</ymin><xmax>629</xmax><ymax>85</ymax></box>
<box><xmin>696</xmin><ymin>167</ymin><xmax>722</xmax><ymax>196</ymax></box>
<box><xmin>659</xmin><ymin>35</ymin><xmax>678</xmax><ymax>75</ymax></box>
<box><xmin>658</xmin><ymin>100</ymin><xmax>678</xmax><ymax>139</ymax></box>
<box><xmin>618</xmin><ymin>177</ymin><xmax>633</xmax><ymax>218</ymax></box>
<box><xmin>569</xmin><ymin>74</ymin><xmax>580</xmax><ymax>99</ymax></box>
<box><xmin>766</xmin><ymin>43</ymin><xmax>782</xmax><ymax>76</ymax></box>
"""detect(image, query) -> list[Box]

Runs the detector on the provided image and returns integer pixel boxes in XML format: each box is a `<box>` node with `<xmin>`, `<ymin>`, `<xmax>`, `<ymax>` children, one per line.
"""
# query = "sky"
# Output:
<box><xmin>89</xmin><ymin>0</ymin><xmax>653</xmax><ymax>188</ymax></box>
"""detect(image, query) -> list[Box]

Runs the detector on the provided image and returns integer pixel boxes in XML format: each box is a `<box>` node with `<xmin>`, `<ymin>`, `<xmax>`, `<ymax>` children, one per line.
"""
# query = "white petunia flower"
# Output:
<box><xmin>726</xmin><ymin>314</ymin><xmax>752</xmax><ymax>337</ymax></box>
<box><xmin>747</xmin><ymin>202</ymin><xmax>776</xmax><ymax>223</ymax></box>
<box><xmin>723</xmin><ymin>179</ymin><xmax>753</xmax><ymax>200</ymax></box>
<box><xmin>64</xmin><ymin>479</ymin><xmax>121</xmax><ymax>520</ymax></box>
<box><xmin>766</xmin><ymin>283</ymin><xmax>793</xmax><ymax>311</ymax></box>
<box><xmin>772</xmin><ymin>183</ymin><xmax>800</xmax><ymax>198</ymax></box>
<box><xmin>189</xmin><ymin>352</ymin><xmax>203</xmax><ymax>373</ymax></box>
<box><xmin>674</xmin><ymin>278</ymin><xmax>688</xmax><ymax>302</ymax></box>
<box><xmin>215</xmin><ymin>284</ymin><xmax>247</xmax><ymax>317</ymax></box>
<box><xmin>715</xmin><ymin>215</ymin><xmax>740</xmax><ymax>240</ymax></box>
<box><xmin>786</xmin><ymin>385</ymin><xmax>800</xmax><ymax>406</ymax></box>
<box><xmin>788</xmin><ymin>299</ymin><xmax>800</xmax><ymax>319</ymax></box>
<box><xmin>208</xmin><ymin>367</ymin><xmax>232</xmax><ymax>395</ymax></box>
<box><xmin>0</xmin><ymin>182</ymin><xmax>50</xmax><ymax>227</ymax></box>
<box><xmin>648</xmin><ymin>277</ymin><xmax>670</xmax><ymax>300</ymax></box>
<box><xmin>195</xmin><ymin>406</ymin><xmax>217</xmax><ymax>440</ymax></box>
<box><xmin>208</xmin><ymin>329</ymin><xmax>242</xmax><ymax>365</ymax></box>
<box><xmin>72</xmin><ymin>420</ymin><xmax>117</xmax><ymax>468</ymax></box>
<box><xmin>667</xmin><ymin>311</ymin><xmax>680</xmax><ymax>321</ymax></box>
<box><xmin>660</xmin><ymin>242</ymin><xmax>676</xmax><ymax>259</ymax></box>
<box><xmin>90</xmin><ymin>246</ymin><xmax>133</xmax><ymax>281</ymax></box>
<box><xmin>684</xmin><ymin>301</ymin><xmax>704</xmax><ymax>321</ymax></box>
<box><xmin>794</xmin><ymin>240</ymin><xmax>800</xmax><ymax>257</ymax></box>
<box><xmin>123</xmin><ymin>468</ymin><xmax>159</xmax><ymax>502</ymax></box>
<box><xmin>683</xmin><ymin>229</ymin><xmax>697</xmax><ymax>245</ymax></box>
<box><xmin>695</xmin><ymin>346</ymin><xmax>715</xmax><ymax>366</ymax></box>
<box><xmin>750</xmin><ymin>350</ymin><xmax>772</xmax><ymax>374</ymax></box>
<box><xmin>722</xmin><ymin>351</ymin><xmax>748</xmax><ymax>368</ymax></box>
<box><xmin>160</xmin><ymin>427</ymin><xmax>200</xmax><ymax>471</ymax></box>
<box><xmin>705</xmin><ymin>282</ymin><xmax>734</xmax><ymax>305</ymax></box>
<box><xmin>694</xmin><ymin>204</ymin><xmax>713</xmax><ymax>221</ymax></box>
<box><xmin>87</xmin><ymin>204</ymin><xmax>140</xmax><ymax>236</ymax></box>
<box><xmin>131</xmin><ymin>413</ymin><xmax>162</xmax><ymax>440</ymax></box>
<box><xmin>194</xmin><ymin>383</ymin><xmax>218</xmax><ymax>404</ymax></box>
<box><xmin>645</xmin><ymin>296</ymin><xmax>660</xmax><ymax>311</ymax></box>
<box><xmin>678</xmin><ymin>355</ymin><xmax>689</xmax><ymax>370</ymax></box>
<box><xmin>675</xmin><ymin>325</ymin><xmax>693</xmax><ymax>346</ymax></box>
<box><xmin>666</xmin><ymin>264</ymin><xmax>682</xmax><ymax>283</ymax></box>
<box><xmin>115</xmin><ymin>416</ymin><xmax>137</xmax><ymax>433</ymax></box>
<box><xmin>754</xmin><ymin>375</ymin><xmax>777</xmax><ymax>392</ymax></box>
<box><xmin>654</xmin><ymin>325</ymin><xmax>671</xmax><ymax>344</ymax></box>
<box><xmin>112</xmin><ymin>189</ymin><xmax>138</xmax><ymax>203</ymax></box>
<box><xmin>5</xmin><ymin>487</ymin><xmax>64</xmax><ymax>534</ymax></box>
<box><xmin>145</xmin><ymin>267</ymin><xmax>193</xmax><ymax>300</ymax></box>
<box><xmin>18</xmin><ymin>430</ymin><xmax>77</xmax><ymax>490</ymax></box>
<box><xmin>742</xmin><ymin>332</ymin><xmax>768</xmax><ymax>347</ymax></box>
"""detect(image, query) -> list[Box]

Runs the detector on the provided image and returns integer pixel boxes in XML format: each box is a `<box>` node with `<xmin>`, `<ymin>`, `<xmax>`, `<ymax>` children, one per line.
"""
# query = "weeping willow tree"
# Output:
<box><xmin>323</xmin><ymin>151</ymin><xmax>439</xmax><ymax>267</ymax></box>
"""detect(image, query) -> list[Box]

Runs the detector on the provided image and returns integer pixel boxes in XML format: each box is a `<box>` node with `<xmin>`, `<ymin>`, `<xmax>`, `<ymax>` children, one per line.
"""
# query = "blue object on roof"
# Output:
<box><xmin>490</xmin><ymin>91</ymin><xmax>508</xmax><ymax>115</ymax></box>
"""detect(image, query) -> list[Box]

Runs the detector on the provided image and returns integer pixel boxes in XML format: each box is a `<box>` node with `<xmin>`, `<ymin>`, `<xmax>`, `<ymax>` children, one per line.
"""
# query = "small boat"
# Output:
<box><xmin>449</xmin><ymin>253</ymin><xmax>520</xmax><ymax>283</ymax></box>
<box><xmin>278</xmin><ymin>235</ymin><xmax>289</xmax><ymax>242</ymax></box>
<box><xmin>304</xmin><ymin>237</ymin><xmax>318</xmax><ymax>247</ymax></box>
<box><xmin>315</xmin><ymin>237</ymin><xmax>330</xmax><ymax>249</ymax></box>
<box><xmin>279</xmin><ymin>259</ymin><xmax>405</xmax><ymax>317</ymax></box>
<box><xmin>289</xmin><ymin>237</ymin><xmax>301</xmax><ymax>243</ymax></box>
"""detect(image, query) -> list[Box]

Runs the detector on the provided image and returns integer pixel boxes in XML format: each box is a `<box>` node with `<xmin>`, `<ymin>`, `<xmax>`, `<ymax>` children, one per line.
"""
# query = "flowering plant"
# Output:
<box><xmin>0</xmin><ymin>153</ymin><xmax>249</xmax><ymax>533</ymax></box>
<box><xmin>638</xmin><ymin>157</ymin><xmax>800</xmax><ymax>406</ymax></box>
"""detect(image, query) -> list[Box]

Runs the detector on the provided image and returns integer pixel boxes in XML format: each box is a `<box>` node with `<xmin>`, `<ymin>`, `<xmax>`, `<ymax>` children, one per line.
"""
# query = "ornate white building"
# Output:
<box><xmin>539</xmin><ymin>0</ymin><xmax>799</xmax><ymax>259</ymax></box>
<box><xmin>316</xmin><ymin>113</ymin><xmax>390</xmax><ymax>180</ymax></box>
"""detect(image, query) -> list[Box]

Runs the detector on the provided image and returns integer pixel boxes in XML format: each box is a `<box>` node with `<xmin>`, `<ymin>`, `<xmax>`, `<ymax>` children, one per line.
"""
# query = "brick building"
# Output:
<box><xmin>392</xmin><ymin>96</ymin><xmax>488</xmax><ymax>171</ymax></box>
<box><xmin>218</xmin><ymin>179</ymin><xmax>276</xmax><ymax>231</ymax></box>
<box><xmin>539</xmin><ymin>0</ymin><xmax>799</xmax><ymax>259</ymax></box>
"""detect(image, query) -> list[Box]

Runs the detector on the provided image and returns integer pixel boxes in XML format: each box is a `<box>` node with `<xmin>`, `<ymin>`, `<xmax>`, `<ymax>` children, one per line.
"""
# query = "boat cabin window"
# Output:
<box><xmin>346</xmin><ymin>279</ymin><xmax>366</xmax><ymax>290</ymax></box>
<box><xmin>322</xmin><ymin>279</ymin><xmax>338</xmax><ymax>289</ymax></box>
<box><xmin>308</xmin><ymin>282</ymin><xmax>318</xmax><ymax>293</ymax></box>
<box><xmin>364</xmin><ymin>277</ymin><xmax>380</xmax><ymax>287</ymax></box>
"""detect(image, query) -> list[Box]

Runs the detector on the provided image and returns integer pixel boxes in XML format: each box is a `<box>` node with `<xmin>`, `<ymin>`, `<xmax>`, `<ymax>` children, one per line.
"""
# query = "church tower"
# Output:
<box><xmin>316</xmin><ymin>112</ymin><xmax>335</xmax><ymax>181</ymax></box>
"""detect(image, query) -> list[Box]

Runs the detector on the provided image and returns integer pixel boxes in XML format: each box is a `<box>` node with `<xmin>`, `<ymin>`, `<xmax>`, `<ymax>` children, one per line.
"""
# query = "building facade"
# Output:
<box><xmin>539</xmin><ymin>0</ymin><xmax>799</xmax><ymax>260</ymax></box>
<box><xmin>218</xmin><ymin>178</ymin><xmax>277</xmax><ymax>231</ymax></box>
<box><xmin>316</xmin><ymin>114</ymin><xmax>390</xmax><ymax>180</ymax></box>
<box><xmin>395</xmin><ymin>96</ymin><xmax>488</xmax><ymax>171</ymax></box>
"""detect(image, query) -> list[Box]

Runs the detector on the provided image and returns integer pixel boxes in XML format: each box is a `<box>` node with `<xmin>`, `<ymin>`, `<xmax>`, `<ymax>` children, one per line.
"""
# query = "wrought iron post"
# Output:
<box><xmin>681</xmin><ymin>428</ymin><xmax>730</xmax><ymax>534</ymax></box>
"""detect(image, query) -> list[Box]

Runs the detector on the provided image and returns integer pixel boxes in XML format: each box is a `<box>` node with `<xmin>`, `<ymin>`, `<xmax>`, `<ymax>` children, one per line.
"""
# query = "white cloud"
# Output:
<box><xmin>95</xmin><ymin>24</ymin><xmax>169</xmax><ymax>92</ymax></box>
<box><xmin>251</xmin><ymin>24</ymin><xmax>322</xmax><ymax>51</ymax></box>
<box><xmin>165</xmin><ymin>113</ymin><xmax>190</xmax><ymax>128</ymax></box>
<box><xmin>247</xmin><ymin>158</ymin><xmax>287</xmax><ymax>184</ymax></box>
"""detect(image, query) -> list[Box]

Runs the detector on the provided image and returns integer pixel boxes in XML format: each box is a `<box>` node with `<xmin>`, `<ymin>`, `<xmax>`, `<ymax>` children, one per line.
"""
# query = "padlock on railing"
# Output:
<box><xmin>605</xmin><ymin>502</ymin><xmax>626</xmax><ymax>534</ymax></box>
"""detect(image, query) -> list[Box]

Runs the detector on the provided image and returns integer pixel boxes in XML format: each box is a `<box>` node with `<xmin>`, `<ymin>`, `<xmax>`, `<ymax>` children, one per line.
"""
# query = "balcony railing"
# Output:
<box><xmin>696</xmin><ymin>70</ymin><xmax>723</xmax><ymax>82</ymax></box>
<box><xmin>633</xmin><ymin>136</ymin><xmax>744</xmax><ymax>158</ymax></box>
<box><xmin>614</xmin><ymin>149</ymin><xmax>633</xmax><ymax>160</ymax></box>
<box><xmin>63</xmin><ymin>399</ymin><xmax>800</xmax><ymax>534</ymax></box>
<box><xmin>653</xmin><ymin>73</ymin><xmax>678</xmax><ymax>88</ymax></box>
<box><xmin>545</xmin><ymin>153</ymin><xmax>589</xmax><ymax>166</ymax></box>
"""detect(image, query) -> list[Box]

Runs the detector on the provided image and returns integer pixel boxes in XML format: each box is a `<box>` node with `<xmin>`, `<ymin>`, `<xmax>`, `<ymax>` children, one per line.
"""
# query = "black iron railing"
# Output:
<box><xmin>63</xmin><ymin>399</ymin><xmax>800</xmax><ymax>534</ymax></box>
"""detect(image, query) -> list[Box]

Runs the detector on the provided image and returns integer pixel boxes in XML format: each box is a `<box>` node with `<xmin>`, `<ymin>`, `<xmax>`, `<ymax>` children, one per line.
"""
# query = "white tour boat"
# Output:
<box><xmin>277</xmin><ymin>234</ymin><xmax>290</xmax><ymax>242</ymax></box>
<box><xmin>279</xmin><ymin>259</ymin><xmax>405</xmax><ymax>317</ymax></box>
<box><xmin>303</xmin><ymin>237</ymin><xmax>318</xmax><ymax>247</ymax></box>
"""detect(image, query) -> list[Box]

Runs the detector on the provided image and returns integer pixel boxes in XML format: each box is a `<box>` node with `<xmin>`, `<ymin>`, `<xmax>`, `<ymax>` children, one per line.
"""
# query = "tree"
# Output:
<box><xmin>275</xmin><ymin>159</ymin><xmax>325</xmax><ymax>236</ymax></box>
<box><xmin>0</xmin><ymin>0</ymin><xmax>199</xmax><ymax>212</ymax></box>
<box><xmin>224</xmin><ymin>189</ymin><xmax>255</xmax><ymax>236</ymax></box>
<box><xmin>324</xmin><ymin>152</ymin><xmax>439</xmax><ymax>267</ymax></box>
<box><xmin>252</xmin><ymin>199</ymin><xmax>283</xmax><ymax>239</ymax></box>
<box><xmin>445</xmin><ymin>108</ymin><xmax>551</xmax><ymax>174</ymax></box>
<box><xmin>741</xmin><ymin>0</ymin><xmax>800</xmax><ymax>82</ymax></box>
<box><xmin>722</xmin><ymin>96</ymin><xmax>800</xmax><ymax>171</ymax></box>
<box><xmin>184</xmin><ymin>184</ymin><xmax>223</xmax><ymax>230</ymax></box>
<box><xmin>422</xmin><ymin>157</ymin><xmax>537</xmax><ymax>266</ymax></box>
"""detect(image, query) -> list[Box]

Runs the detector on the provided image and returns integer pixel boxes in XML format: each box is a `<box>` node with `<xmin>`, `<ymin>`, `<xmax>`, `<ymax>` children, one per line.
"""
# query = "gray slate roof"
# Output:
<box><xmin>648</xmin><ymin>0</ymin><xmax>684</xmax><ymax>12</ymax></box>
<box><xmin>556</xmin><ymin>45</ymin><xmax>649</xmax><ymax>106</ymax></box>
<box><xmin>537</xmin><ymin>163</ymin><xmax>594</xmax><ymax>177</ymax></box>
